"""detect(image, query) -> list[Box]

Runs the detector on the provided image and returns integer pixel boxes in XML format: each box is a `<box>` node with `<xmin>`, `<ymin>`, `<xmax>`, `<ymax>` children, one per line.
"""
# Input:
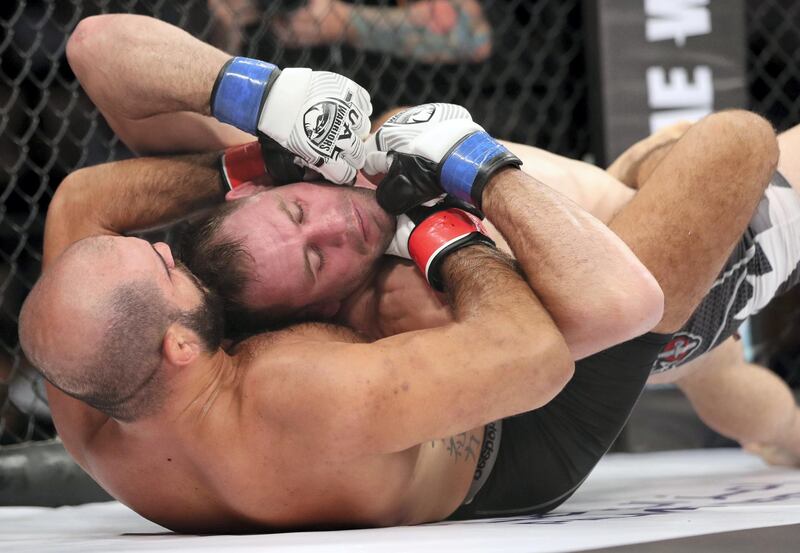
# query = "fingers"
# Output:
<box><xmin>364</xmin><ymin>151</ymin><xmax>391</xmax><ymax>176</ymax></box>
<box><xmin>351</xmin><ymin>85</ymin><xmax>373</xmax><ymax>139</ymax></box>
<box><xmin>313</xmin><ymin>155</ymin><xmax>357</xmax><ymax>185</ymax></box>
<box><xmin>339</xmin><ymin>135</ymin><xmax>366</xmax><ymax>172</ymax></box>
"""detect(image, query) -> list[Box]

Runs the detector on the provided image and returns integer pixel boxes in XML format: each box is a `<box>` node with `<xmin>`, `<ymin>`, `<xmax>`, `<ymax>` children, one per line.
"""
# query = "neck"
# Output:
<box><xmin>335</xmin><ymin>266</ymin><xmax>384</xmax><ymax>340</ymax></box>
<box><xmin>143</xmin><ymin>348</ymin><xmax>241</xmax><ymax>427</ymax></box>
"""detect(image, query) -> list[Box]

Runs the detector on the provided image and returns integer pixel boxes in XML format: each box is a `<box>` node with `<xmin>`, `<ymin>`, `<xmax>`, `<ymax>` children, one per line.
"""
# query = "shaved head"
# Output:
<box><xmin>19</xmin><ymin>236</ymin><xmax>224</xmax><ymax>421</ymax></box>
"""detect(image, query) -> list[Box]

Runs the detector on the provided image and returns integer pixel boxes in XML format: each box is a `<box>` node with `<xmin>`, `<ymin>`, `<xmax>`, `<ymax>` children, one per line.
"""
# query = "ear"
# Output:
<box><xmin>225</xmin><ymin>181</ymin><xmax>273</xmax><ymax>202</ymax></box>
<box><xmin>354</xmin><ymin>171</ymin><xmax>377</xmax><ymax>190</ymax></box>
<box><xmin>162</xmin><ymin>324</ymin><xmax>202</xmax><ymax>367</ymax></box>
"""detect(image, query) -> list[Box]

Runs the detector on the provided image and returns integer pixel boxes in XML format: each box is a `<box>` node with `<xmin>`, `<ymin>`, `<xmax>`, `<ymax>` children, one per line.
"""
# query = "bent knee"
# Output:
<box><xmin>703</xmin><ymin>110</ymin><xmax>779</xmax><ymax>182</ymax></box>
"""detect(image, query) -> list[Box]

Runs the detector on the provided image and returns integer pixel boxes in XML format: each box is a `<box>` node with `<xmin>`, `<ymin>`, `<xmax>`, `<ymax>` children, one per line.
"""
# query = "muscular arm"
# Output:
<box><xmin>500</xmin><ymin>140</ymin><xmax>635</xmax><ymax>223</ymax></box>
<box><xmin>268</xmin><ymin>244</ymin><xmax>573</xmax><ymax>456</ymax></box>
<box><xmin>67</xmin><ymin>14</ymin><xmax>250</xmax><ymax>154</ymax></box>
<box><xmin>43</xmin><ymin>153</ymin><xmax>223</xmax><ymax>267</ymax></box>
<box><xmin>481</xmin><ymin>168</ymin><xmax>664</xmax><ymax>360</ymax></box>
<box><xmin>275</xmin><ymin>162</ymin><xmax>662</xmax><ymax>454</ymax></box>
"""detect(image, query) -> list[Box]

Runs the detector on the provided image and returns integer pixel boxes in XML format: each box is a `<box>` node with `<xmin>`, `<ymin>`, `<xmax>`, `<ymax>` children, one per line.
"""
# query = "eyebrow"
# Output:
<box><xmin>276</xmin><ymin>195</ymin><xmax>315</xmax><ymax>283</ymax></box>
<box><xmin>276</xmin><ymin>196</ymin><xmax>299</xmax><ymax>226</ymax></box>
<box><xmin>149</xmin><ymin>243</ymin><xmax>170</xmax><ymax>278</ymax></box>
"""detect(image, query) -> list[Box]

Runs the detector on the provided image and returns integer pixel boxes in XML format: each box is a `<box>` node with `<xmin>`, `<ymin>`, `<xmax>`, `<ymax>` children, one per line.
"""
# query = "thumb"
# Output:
<box><xmin>364</xmin><ymin>151</ymin><xmax>392</xmax><ymax>175</ymax></box>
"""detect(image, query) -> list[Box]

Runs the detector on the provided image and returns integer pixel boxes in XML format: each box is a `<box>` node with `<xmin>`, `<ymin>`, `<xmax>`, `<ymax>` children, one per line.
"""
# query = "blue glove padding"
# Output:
<box><xmin>211</xmin><ymin>57</ymin><xmax>279</xmax><ymax>135</ymax></box>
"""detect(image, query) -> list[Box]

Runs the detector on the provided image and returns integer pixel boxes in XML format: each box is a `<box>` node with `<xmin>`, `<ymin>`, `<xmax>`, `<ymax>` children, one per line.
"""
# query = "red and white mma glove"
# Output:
<box><xmin>385</xmin><ymin>198</ymin><xmax>495</xmax><ymax>291</ymax></box>
<box><xmin>219</xmin><ymin>138</ymin><xmax>308</xmax><ymax>191</ymax></box>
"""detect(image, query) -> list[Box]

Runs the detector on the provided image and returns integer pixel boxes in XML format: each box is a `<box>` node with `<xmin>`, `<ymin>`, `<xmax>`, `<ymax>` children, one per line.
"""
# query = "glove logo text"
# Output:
<box><xmin>303</xmin><ymin>94</ymin><xmax>358</xmax><ymax>160</ymax></box>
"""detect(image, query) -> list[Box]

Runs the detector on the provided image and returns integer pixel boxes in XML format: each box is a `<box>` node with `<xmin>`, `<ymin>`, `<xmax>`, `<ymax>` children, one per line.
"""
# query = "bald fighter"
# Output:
<box><xmin>19</xmin><ymin>15</ymin><xmax>670</xmax><ymax>532</ymax></box>
<box><xmin>23</xmin><ymin>14</ymin><xmax>770</xmax><ymax>529</ymax></box>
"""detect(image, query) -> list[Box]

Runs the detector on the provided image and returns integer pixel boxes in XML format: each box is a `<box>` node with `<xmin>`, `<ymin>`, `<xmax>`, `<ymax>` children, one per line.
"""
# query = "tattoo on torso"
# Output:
<box><xmin>431</xmin><ymin>431</ymin><xmax>483</xmax><ymax>464</ymax></box>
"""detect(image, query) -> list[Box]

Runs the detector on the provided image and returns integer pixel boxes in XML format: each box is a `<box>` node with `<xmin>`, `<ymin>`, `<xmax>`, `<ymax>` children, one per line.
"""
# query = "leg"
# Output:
<box><xmin>448</xmin><ymin>332</ymin><xmax>673</xmax><ymax>519</ymax></box>
<box><xmin>777</xmin><ymin>123</ymin><xmax>800</xmax><ymax>195</ymax></box>
<box><xmin>675</xmin><ymin>337</ymin><xmax>800</xmax><ymax>465</ymax></box>
<box><xmin>608</xmin><ymin>110</ymin><xmax>779</xmax><ymax>333</ymax></box>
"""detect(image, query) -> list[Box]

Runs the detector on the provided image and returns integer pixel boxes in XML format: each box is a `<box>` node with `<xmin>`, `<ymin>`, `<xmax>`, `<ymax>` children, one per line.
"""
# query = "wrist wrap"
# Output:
<box><xmin>211</xmin><ymin>57</ymin><xmax>280</xmax><ymax>135</ymax></box>
<box><xmin>409</xmin><ymin>208</ymin><xmax>495</xmax><ymax>291</ymax></box>
<box><xmin>439</xmin><ymin>131</ymin><xmax>522</xmax><ymax>209</ymax></box>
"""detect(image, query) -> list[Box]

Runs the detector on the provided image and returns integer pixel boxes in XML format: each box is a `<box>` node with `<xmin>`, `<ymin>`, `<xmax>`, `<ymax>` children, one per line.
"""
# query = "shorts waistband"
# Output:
<box><xmin>462</xmin><ymin>420</ymin><xmax>502</xmax><ymax>505</ymax></box>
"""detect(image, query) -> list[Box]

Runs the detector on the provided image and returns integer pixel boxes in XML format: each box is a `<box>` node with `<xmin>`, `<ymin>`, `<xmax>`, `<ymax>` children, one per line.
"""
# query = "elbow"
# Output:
<box><xmin>47</xmin><ymin>171</ymin><xmax>84</xmax><ymax>224</ymax></box>
<box><xmin>572</xmin><ymin>264</ymin><xmax>664</xmax><ymax>360</ymax></box>
<box><xmin>524</xmin><ymin>325</ymin><xmax>575</xmax><ymax>405</ymax></box>
<box><xmin>605</xmin><ymin>266</ymin><xmax>665</xmax><ymax>344</ymax></box>
<box><xmin>66</xmin><ymin>16</ymin><xmax>108</xmax><ymax>80</ymax></box>
<box><xmin>45</xmin><ymin>169</ymin><xmax>95</xmax><ymax>235</ymax></box>
<box><xmin>621</xmin><ymin>266</ymin><xmax>665</xmax><ymax>336</ymax></box>
<box><xmin>467</xmin><ymin>38</ymin><xmax>492</xmax><ymax>63</ymax></box>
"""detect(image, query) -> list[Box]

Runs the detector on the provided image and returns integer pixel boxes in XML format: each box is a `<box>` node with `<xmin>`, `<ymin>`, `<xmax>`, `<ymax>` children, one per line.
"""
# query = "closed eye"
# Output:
<box><xmin>294</xmin><ymin>201</ymin><xmax>305</xmax><ymax>224</ymax></box>
<box><xmin>308</xmin><ymin>245</ymin><xmax>325</xmax><ymax>275</ymax></box>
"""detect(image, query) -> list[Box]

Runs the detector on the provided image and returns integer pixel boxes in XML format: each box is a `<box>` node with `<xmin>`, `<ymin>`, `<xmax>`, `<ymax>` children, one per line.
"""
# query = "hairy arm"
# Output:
<box><xmin>43</xmin><ymin>153</ymin><xmax>223</xmax><ymax>267</ymax></box>
<box><xmin>67</xmin><ymin>14</ymin><xmax>250</xmax><ymax>154</ymax></box>
<box><xmin>266</xmin><ymin>245</ymin><xmax>573</xmax><ymax>456</ymax></box>
<box><xmin>481</xmin><ymin>168</ymin><xmax>664</xmax><ymax>360</ymax></box>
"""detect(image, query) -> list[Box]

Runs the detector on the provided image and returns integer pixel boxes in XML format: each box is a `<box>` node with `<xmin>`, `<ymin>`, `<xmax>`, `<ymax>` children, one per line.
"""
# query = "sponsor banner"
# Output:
<box><xmin>586</xmin><ymin>0</ymin><xmax>747</xmax><ymax>165</ymax></box>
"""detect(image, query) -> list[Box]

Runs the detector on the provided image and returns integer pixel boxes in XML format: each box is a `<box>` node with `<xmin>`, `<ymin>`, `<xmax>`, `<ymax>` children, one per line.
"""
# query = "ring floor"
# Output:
<box><xmin>2</xmin><ymin>449</ymin><xmax>799</xmax><ymax>553</ymax></box>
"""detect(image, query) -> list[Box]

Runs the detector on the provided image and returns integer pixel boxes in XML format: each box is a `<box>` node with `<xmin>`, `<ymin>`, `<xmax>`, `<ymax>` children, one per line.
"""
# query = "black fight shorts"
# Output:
<box><xmin>448</xmin><ymin>331</ymin><xmax>671</xmax><ymax>519</ymax></box>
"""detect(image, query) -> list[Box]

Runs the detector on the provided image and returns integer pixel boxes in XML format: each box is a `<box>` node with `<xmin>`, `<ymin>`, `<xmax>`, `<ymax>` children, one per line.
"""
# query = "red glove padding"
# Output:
<box><xmin>386</xmin><ymin>198</ymin><xmax>495</xmax><ymax>291</ymax></box>
<box><xmin>219</xmin><ymin>141</ymin><xmax>267</xmax><ymax>191</ymax></box>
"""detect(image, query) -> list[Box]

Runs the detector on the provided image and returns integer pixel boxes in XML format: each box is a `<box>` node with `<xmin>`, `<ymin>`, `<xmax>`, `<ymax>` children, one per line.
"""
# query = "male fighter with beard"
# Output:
<box><xmin>20</xmin><ymin>14</ymin><xmax>779</xmax><ymax>530</ymax></box>
<box><xmin>18</xmin><ymin>15</ymin><xmax>675</xmax><ymax>532</ymax></box>
<box><xmin>78</xmin><ymin>14</ymin><xmax>800</xmax><ymax>475</ymax></box>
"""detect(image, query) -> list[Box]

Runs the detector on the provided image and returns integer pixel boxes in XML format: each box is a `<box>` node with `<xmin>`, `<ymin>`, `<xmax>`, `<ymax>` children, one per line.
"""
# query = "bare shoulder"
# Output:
<box><xmin>234</xmin><ymin>321</ymin><xmax>367</xmax><ymax>354</ymax></box>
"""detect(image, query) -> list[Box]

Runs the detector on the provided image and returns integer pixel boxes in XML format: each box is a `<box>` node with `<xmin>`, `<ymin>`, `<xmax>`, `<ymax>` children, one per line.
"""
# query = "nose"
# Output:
<box><xmin>302</xmin><ymin>215</ymin><xmax>348</xmax><ymax>248</ymax></box>
<box><xmin>153</xmin><ymin>242</ymin><xmax>175</xmax><ymax>268</ymax></box>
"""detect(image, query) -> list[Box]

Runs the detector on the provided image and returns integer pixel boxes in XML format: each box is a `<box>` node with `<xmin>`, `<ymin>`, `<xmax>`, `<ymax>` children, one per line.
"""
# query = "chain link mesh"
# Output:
<box><xmin>0</xmin><ymin>0</ymin><xmax>796</xmax><ymax>447</ymax></box>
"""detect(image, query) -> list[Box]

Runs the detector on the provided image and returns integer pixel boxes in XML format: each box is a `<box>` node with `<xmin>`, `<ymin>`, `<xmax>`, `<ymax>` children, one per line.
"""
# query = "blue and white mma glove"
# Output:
<box><xmin>211</xmin><ymin>57</ymin><xmax>373</xmax><ymax>184</ymax></box>
<box><xmin>363</xmin><ymin>104</ymin><xmax>522</xmax><ymax>214</ymax></box>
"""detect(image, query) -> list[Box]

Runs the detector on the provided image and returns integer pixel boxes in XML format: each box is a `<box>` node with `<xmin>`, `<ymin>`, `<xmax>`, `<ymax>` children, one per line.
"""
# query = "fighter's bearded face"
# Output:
<box><xmin>220</xmin><ymin>181</ymin><xmax>396</xmax><ymax>320</ymax></box>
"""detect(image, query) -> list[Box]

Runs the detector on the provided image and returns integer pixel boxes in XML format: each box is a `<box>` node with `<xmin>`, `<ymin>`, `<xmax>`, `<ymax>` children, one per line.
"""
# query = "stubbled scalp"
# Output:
<box><xmin>19</xmin><ymin>237</ymin><xmax>179</xmax><ymax>421</ymax></box>
<box><xmin>22</xmin><ymin>274</ymin><xmax>173</xmax><ymax>422</ymax></box>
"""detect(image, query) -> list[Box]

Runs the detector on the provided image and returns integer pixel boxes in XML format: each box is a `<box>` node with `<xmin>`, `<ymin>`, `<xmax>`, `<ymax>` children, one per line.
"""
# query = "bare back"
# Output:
<box><xmin>81</xmin><ymin>322</ymin><xmax>483</xmax><ymax>533</ymax></box>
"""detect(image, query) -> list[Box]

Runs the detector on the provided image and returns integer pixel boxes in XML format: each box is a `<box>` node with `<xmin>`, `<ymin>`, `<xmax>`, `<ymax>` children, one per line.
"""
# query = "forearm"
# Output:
<box><xmin>360</xmin><ymin>245</ymin><xmax>574</xmax><ymax>452</ymax></box>
<box><xmin>44</xmin><ymin>153</ymin><xmax>223</xmax><ymax>264</ymax></box>
<box><xmin>67</xmin><ymin>15</ymin><xmax>228</xmax><ymax>121</ymax></box>
<box><xmin>482</xmin><ymin>168</ymin><xmax>663</xmax><ymax>359</ymax></box>
<box><xmin>344</xmin><ymin>0</ymin><xmax>491</xmax><ymax>63</ymax></box>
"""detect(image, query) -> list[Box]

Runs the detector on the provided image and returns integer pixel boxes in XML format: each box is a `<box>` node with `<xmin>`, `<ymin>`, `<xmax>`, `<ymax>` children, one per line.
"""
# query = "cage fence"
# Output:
<box><xmin>1</xmin><ymin>0</ymin><xmax>798</xmax><ymax>453</ymax></box>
